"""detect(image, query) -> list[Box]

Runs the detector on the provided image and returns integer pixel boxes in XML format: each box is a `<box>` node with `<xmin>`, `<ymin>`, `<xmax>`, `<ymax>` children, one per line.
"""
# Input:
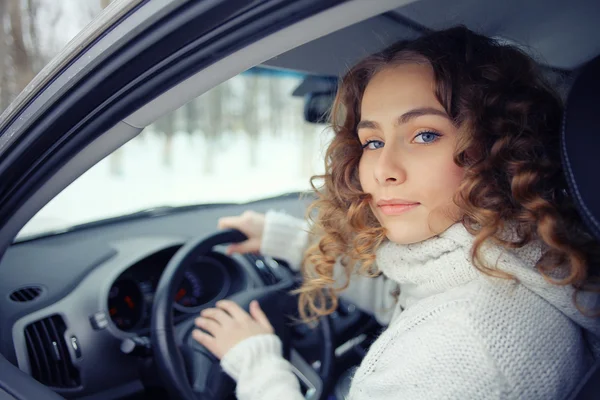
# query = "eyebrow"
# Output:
<box><xmin>357</xmin><ymin>107</ymin><xmax>450</xmax><ymax>131</ymax></box>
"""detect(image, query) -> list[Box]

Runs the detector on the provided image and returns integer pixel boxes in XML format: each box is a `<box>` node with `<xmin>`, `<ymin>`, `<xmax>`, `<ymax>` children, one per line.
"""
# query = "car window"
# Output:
<box><xmin>0</xmin><ymin>0</ymin><xmax>112</xmax><ymax>113</ymax></box>
<box><xmin>17</xmin><ymin>69</ymin><xmax>330</xmax><ymax>239</ymax></box>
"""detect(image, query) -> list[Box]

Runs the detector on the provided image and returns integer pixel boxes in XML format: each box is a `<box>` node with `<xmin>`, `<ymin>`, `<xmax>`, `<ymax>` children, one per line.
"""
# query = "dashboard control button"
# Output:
<box><xmin>90</xmin><ymin>311</ymin><xmax>108</xmax><ymax>330</ymax></box>
<box><xmin>120</xmin><ymin>336</ymin><xmax>152</xmax><ymax>357</ymax></box>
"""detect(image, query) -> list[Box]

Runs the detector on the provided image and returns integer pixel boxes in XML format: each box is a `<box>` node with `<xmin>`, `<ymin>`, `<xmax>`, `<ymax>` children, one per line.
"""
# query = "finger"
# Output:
<box><xmin>218</xmin><ymin>215</ymin><xmax>242</xmax><ymax>230</ymax></box>
<box><xmin>226</xmin><ymin>241</ymin><xmax>256</xmax><ymax>255</ymax></box>
<box><xmin>200</xmin><ymin>307</ymin><xmax>232</xmax><ymax>324</ymax></box>
<box><xmin>195</xmin><ymin>317</ymin><xmax>221</xmax><ymax>336</ymax></box>
<box><xmin>216</xmin><ymin>300</ymin><xmax>250</xmax><ymax>321</ymax></box>
<box><xmin>250</xmin><ymin>300</ymin><xmax>272</xmax><ymax>329</ymax></box>
<box><xmin>227</xmin><ymin>240</ymin><xmax>250</xmax><ymax>255</ymax></box>
<box><xmin>192</xmin><ymin>329</ymin><xmax>221</xmax><ymax>359</ymax></box>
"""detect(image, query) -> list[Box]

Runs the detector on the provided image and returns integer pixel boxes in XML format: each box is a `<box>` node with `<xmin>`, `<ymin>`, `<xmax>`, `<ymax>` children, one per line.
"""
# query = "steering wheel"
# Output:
<box><xmin>151</xmin><ymin>229</ymin><xmax>335</xmax><ymax>400</ymax></box>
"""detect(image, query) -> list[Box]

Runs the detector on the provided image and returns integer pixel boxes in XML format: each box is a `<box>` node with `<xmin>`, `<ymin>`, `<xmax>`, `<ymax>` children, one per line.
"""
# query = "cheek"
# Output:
<box><xmin>419</xmin><ymin>158</ymin><xmax>464</xmax><ymax>232</ymax></box>
<box><xmin>423</xmin><ymin>159</ymin><xmax>464</xmax><ymax>205</ymax></box>
<box><xmin>358</xmin><ymin>155</ymin><xmax>372</xmax><ymax>190</ymax></box>
<box><xmin>445</xmin><ymin>162</ymin><xmax>465</xmax><ymax>189</ymax></box>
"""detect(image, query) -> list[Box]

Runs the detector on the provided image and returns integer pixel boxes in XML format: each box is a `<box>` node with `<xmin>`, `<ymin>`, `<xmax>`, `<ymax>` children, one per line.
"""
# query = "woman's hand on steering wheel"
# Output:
<box><xmin>192</xmin><ymin>299</ymin><xmax>274</xmax><ymax>359</ymax></box>
<box><xmin>217</xmin><ymin>211</ymin><xmax>265</xmax><ymax>254</ymax></box>
<box><xmin>152</xmin><ymin>229</ymin><xmax>334</xmax><ymax>400</ymax></box>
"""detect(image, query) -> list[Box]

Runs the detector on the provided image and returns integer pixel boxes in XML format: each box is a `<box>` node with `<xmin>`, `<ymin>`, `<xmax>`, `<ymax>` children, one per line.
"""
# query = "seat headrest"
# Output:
<box><xmin>562</xmin><ymin>54</ymin><xmax>600</xmax><ymax>241</ymax></box>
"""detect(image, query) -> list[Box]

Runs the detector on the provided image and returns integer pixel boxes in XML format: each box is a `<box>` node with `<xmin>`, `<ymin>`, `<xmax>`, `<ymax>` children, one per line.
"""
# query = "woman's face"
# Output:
<box><xmin>358</xmin><ymin>64</ymin><xmax>464</xmax><ymax>244</ymax></box>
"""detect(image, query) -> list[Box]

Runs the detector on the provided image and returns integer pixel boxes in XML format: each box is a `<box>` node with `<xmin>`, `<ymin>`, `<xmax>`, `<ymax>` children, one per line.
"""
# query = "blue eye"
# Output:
<box><xmin>361</xmin><ymin>140</ymin><xmax>384</xmax><ymax>150</ymax></box>
<box><xmin>413</xmin><ymin>131</ymin><xmax>441</xmax><ymax>144</ymax></box>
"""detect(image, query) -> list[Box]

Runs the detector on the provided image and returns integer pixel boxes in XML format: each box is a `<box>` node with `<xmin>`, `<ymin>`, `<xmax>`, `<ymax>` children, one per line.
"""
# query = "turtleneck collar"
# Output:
<box><xmin>375</xmin><ymin>224</ymin><xmax>480</xmax><ymax>304</ymax></box>
<box><xmin>375</xmin><ymin>223</ymin><xmax>600</xmax><ymax>338</ymax></box>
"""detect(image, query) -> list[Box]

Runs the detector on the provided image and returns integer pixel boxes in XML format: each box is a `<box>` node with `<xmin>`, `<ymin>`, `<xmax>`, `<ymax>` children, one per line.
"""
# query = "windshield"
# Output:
<box><xmin>17</xmin><ymin>69</ymin><xmax>331</xmax><ymax>240</ymax></box>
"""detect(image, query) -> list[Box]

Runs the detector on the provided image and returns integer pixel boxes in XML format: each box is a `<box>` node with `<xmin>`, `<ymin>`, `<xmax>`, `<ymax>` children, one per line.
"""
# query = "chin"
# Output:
<box><xmin>384</xmin><ymin>225</ymin><xmax>435</xmax><ymax>245</ymax></box>
<box><xmin>382</xmin><ymin>218</ymin><xmax>457</xmax><ymax>245</ymax></box>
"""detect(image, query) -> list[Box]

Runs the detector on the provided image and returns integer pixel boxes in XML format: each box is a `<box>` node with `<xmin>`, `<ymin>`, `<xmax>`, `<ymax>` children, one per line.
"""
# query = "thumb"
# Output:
<box><xmin>250</xmin><ymin>300</ymin><xmax>272</xmax><ymax>330</ymax></box>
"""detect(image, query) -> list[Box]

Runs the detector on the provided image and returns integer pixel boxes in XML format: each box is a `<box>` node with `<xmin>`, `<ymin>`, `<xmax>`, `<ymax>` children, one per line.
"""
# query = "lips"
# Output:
<box><xmin>376</xmin><ymin>199</ymin><xmax>420</xmax><ymax>215</ymax></box>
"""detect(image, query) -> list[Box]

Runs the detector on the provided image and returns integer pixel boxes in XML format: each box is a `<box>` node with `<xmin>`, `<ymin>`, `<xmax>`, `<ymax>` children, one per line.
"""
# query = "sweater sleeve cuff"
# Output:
<box><xmin>220</xmin><ymin>334</ymin><xmax>283</xmax><ymax>382</ymax></box>
<box><xmin>260</xmin><ymin>210</ymin><xmax>309</xmax><ymax>271</ymax></box>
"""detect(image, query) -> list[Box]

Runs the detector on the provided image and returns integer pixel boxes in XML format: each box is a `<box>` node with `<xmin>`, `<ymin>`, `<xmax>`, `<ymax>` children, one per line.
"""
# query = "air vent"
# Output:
<box><xmin>24</xmin><ymin>315</ymin><xmax>80</xmax><ymax>388</ymax></box>
<box><xmin>10</xmin><ymin>286</ymin><xmax>43</xmax><ymax>302</ymax></box>
<box><xmin>245</xmin><ymin>254</ymin><xmax>280</xmax><ymax>285</ymax></box>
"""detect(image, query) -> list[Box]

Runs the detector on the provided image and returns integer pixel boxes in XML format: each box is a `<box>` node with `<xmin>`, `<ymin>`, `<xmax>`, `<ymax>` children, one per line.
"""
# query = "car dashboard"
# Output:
<box><xmin>105</xmin><ymin>245</ymin><xmax>248</xmax><ymax>333</ymax></box>
<box><xmin>0</xmin><ymin>196</ymin><xmax>322</xmax><ymax>399</ymax></box>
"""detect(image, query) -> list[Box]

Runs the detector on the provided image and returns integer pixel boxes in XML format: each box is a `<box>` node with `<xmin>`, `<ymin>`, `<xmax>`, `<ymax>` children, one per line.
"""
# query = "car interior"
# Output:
<box><xmin>0</xmin><ymin>0</ymin><xmax>599</xmax><ymax>399</ymax></box>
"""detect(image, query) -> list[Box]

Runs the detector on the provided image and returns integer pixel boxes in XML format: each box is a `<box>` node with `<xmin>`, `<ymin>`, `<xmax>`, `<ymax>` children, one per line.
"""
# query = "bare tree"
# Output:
<box><xmin>300</xmin><ymin>121</ymin><xmax>319</xmax><ymax>178</ymax></box>
<box><xmin>25</xmin><ymin>0</ymin><xmax>41</xmax><ymax>71</ymax></box>
<box><xmin>201</xmin><ymin>85</ymin><xmax>225</xmax><ymax>173</ymax></box>
<box><xmin>155</xmin><ymin>112</ymin><xmax>177</xmax><ymax>167</ymax></box>
<box><xmin>268</xmin><ymin>76</ymin><xmax>285</xmax><ymax>136</ymax></box>
<box><xmin>0</xmin><ymin>0</ymin><xmax>12</xmax><ymax>111</ymax></box>
<box><xmin>241</xmin><ymin>75</ymin><xmax>260</xmax><ymax>167</ymax></box>
<box><xmin>0</xmin><ymin>0</ymin><xmax>63</xmax><ymax>112</ymax></box>
<box><xmin>7</xmin><ymin>0</ymin><xmax>36</xmax><ymax>93</ymax></box>
<box><xmin>184</xmin><ymin>98</ymin><xmax>202</xmax><ymax>146</ymax></box>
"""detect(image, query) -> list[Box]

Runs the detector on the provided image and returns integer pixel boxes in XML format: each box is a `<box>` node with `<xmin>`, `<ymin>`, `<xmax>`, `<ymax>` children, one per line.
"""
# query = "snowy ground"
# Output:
<box><xmin>18</xmin><ymin>127</ymin><xmax>331</xmax><ymax>239</ymax></box>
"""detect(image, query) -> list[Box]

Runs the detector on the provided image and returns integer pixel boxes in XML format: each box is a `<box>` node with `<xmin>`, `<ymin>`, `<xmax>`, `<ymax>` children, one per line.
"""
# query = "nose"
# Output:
<box><xmin>373</xmin><ymin>145</ymin><xmax>406</xmax><ymax>185</ymax></box>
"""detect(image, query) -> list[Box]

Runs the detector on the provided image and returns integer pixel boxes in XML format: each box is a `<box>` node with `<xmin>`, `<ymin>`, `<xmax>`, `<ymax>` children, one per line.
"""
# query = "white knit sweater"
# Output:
<box><xmin>220</xmin><ymin>211</ymin><xmax>600</xmax><ymax>400</ymax></box>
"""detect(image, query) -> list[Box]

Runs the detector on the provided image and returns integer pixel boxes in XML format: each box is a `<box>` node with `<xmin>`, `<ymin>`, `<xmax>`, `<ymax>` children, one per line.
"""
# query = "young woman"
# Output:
<box><xmin>191</xmin><ymin>26</ymin><xmax>600</xmax><ymax>399</ymax></box>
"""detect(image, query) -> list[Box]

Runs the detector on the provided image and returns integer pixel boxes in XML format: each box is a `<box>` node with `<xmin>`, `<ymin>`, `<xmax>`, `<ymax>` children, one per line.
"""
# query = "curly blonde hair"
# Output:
<box><xmin>296</xmin><ymin>26</ymin><xmax>600</xmax><ymax>321</ymax></box>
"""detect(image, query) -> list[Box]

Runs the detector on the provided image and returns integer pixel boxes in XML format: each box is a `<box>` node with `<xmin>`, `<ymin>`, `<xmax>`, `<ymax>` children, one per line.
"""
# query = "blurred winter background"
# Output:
<box><xmin>0</xmin><ymin>0</ymin><xmax>330</xmax><ymax>239</ymax></box>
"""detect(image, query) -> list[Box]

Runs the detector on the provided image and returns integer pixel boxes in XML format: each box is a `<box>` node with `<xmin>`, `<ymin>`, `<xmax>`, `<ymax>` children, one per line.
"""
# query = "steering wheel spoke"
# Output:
<box><xmin>185</xmin><ymin>342</ymin><xmax>232</xmax><ymax>399</ymax></box>
<box><xmin>189</xmin><ymin>352</ymin><xmax>217</xmax><ymax>394</ymax></box>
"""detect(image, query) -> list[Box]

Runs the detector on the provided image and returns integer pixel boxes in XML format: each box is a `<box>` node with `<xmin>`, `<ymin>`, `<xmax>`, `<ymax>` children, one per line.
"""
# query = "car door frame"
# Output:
<box><xmin>0</xmin><ymin>0</ymin><xmax>355</xmax><ymax>398</ymax></box>
<box><xmin>0</xmin><ymin>0</ymin><xmax>348</xmax><ymax>257</ymax></box>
